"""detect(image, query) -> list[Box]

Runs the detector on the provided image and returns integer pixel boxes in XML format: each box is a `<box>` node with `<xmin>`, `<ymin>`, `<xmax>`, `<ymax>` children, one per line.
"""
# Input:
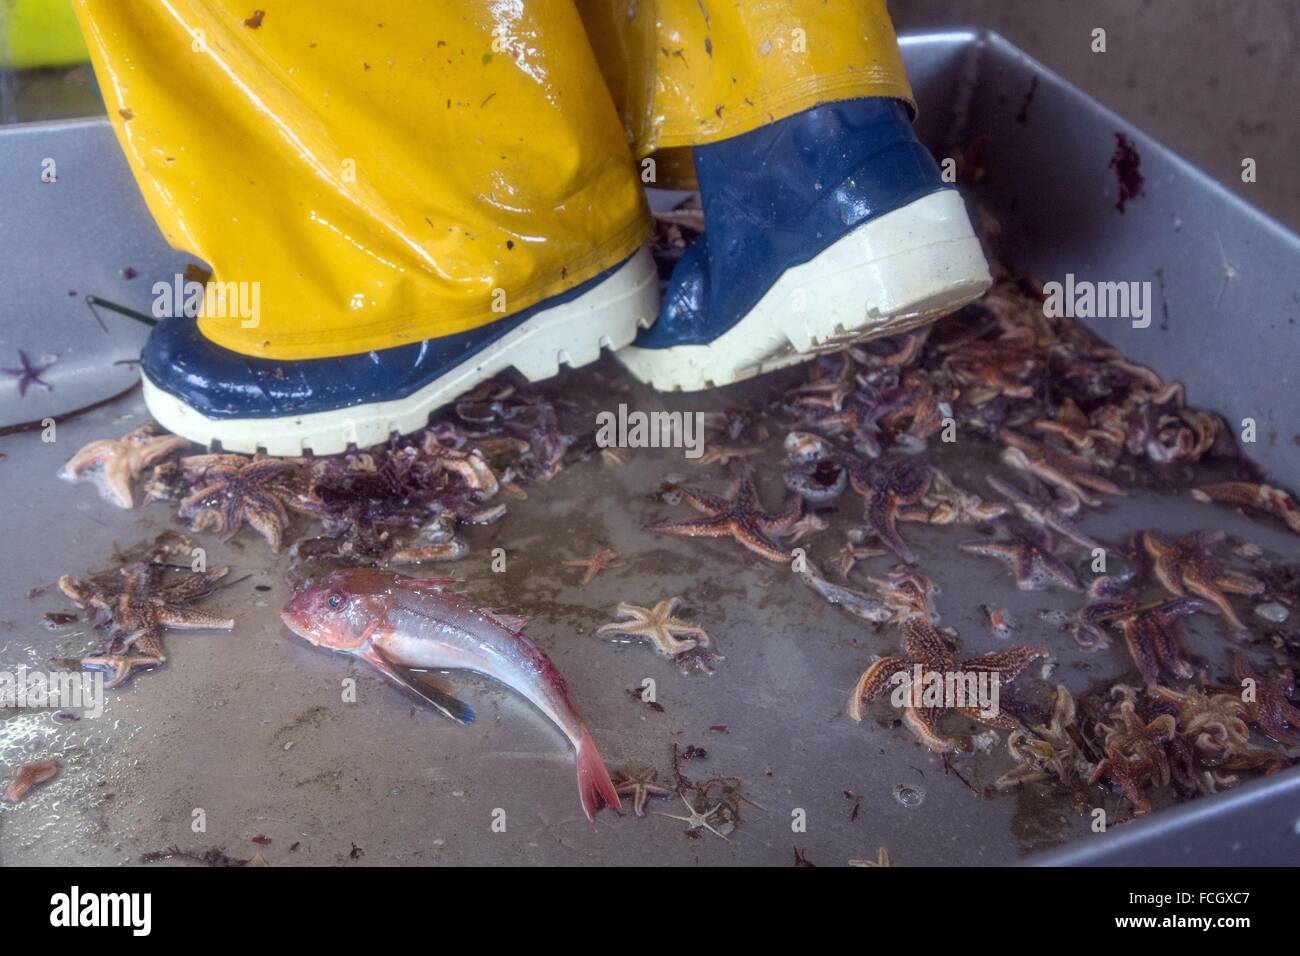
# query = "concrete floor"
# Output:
<box><xmin>893</xmin><ymin>0</ymin><xmax>1300</xmax><ymax>232</ymax></box>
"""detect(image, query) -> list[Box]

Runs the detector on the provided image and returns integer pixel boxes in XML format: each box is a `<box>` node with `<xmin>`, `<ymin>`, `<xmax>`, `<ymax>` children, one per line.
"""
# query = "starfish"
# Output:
<box><xmin>612</xmin><ymin>768</ymin><xmax>673</xmax><ymax>817</ymax></box>
<box><xmin>1030</xmin><ymin>398</ymin><xmax>1109</xmax><ymax>453</ymax></box>
<box><xmin>597</xmin><ymin>599</ymin><xmax>710</xmax><ymax>658</ymax></box>
<box><xmin>834</xmin><ymin>530</ymin><xmax>887</xmax><ymax>579</ymax></box>
<box><xmin>985</xmin><ymin>472</ymin><xmax>1103</xmax><ymax>551</ymax></box>
<box><xmin>847</xmin><ymin>617</ymin><xmax>1048</xmax><ymax>752</ymax></box>
<box><xmin>60</xmin><ymin>557</ymin><xmax>234</xmax><ymax>688</ymax></box>
<box><xmin>941</xmin><ymin>330</ymin><xmax>1038</xmax><ymax>399</ymax></box>
<box><xmin>59</xmin><ymin>424</ymin><xmax>191</xmax><ymax>508</ymax></box>
<box><xmin>60</xmin><ymin>561</ymin><xmax>234</xmax><ymax>642</ymax></box>
<box><xmin>959</xmin><ymin>525</ymin><xmax>1082</xmax><ymax>592</ymax></box>
<box><xmin>1191</xmin><ymin>481</ymin><xmax>1300</xmax><ymax>535</ymax></box>
<box><xmin>654</xmin><ymin>793</ymin><xmax>730</xmax><ymax>840</ymax></box>
<box><xmin>1075</xmin><ymin>577</ymin><xmax>1213</xmax><ymax>682</ymax></box>
<box><xmin>784</xmin><ymin>511</ymin><xmax>829</xmax><ymax>543</ymax></box>
<box><xmin>693</xmin><ymin>444</ymin><xmax>761</xmax><ymax>467</ymax></box>
<box><xmin>899</xmin><ymin>468</ymin><xmax>1010</xmax><ymax>526</ymax></box>
<box><xmin>420</xmin><ymin>432</ymin><xmax>499</xmax><ymax>495</ymax></box>
<box><xmin>996</xmin><ymin>685</ymin><xmax>1089</xmax><ymax>790</ymax></box>
<box><xmin>179</xmin><ymin>455</ymin><xmax>300</xmax><ymax>552</ymax></box>
<box><xmin>1141</xmin><ymin>530</ymin><xmax>1263</xmax><ymax>630</ymax></box>
<box><xmin>1148</xmin><ymin>684</ymin><xmax>1259</xmax><ymax>766</ymax></box>
<box><xmin>1</xmin><ymin>349</ymin><xmax>55</xmax><ymax>397</ymax></box>
<box><xmin>80</xmin><ymin>629</ymin><xmax>168</xmax><ymax>688</ymax></box>
<box><xmin>563</xmin><ymin>548</ymin><xmax>621</xmax><ymax>588</ymax></box>
<box><xmin>1089</xmin><ymin>699</ymin><xmax>1176</xmax><ymax>815</ymax></box>
<box><xmin>803</xmin><ymin>385</ymin><xmax>895</xmax><ymax>458</ymax></box>
<box><xmin>2</xmin><ymin>759</ymin><xmax>60</xmax><ymax>803</ymax></box>
<box><xmin>866</xmin><ymin>567</ymin><xmax>942</xmax><ymax>625</ymax></box>
<box><xmin>847</xmin><ymin>847</ymin><xmax>893</xmax><ymax>867</ymax></box>
<box><xmin>999</xmin><ymin>429</ymin><xmax>1125</xmax><ymax>507</ymax></box>
<box><xmin>652</xmin><ymin>465</ymin><xmax>801</xmax><ymax>563</ymax></box>
<box><xmin>1232</xmin><ymin>652</ymin><xmax>1300</xmax><ymax>748</ymax></box>
<box><xmin>848</xmin><ymin>457</ymin><xmax>932</xmax><ymax>564</ymax></box>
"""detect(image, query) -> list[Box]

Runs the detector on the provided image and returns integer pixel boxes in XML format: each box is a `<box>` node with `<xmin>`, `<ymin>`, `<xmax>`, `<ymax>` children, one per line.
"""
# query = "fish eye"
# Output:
<box><xmin>325</xmin><ymin>591</ymin><xmax>346</xmax><ymax>610</ymax></box>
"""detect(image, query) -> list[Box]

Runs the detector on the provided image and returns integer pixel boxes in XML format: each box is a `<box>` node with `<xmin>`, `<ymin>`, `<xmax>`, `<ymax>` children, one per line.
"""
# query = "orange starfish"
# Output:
<box><xmin>1141</xmin><ymin>530</ymin><xmax>1263</xmax><ymax>630</ymax></box>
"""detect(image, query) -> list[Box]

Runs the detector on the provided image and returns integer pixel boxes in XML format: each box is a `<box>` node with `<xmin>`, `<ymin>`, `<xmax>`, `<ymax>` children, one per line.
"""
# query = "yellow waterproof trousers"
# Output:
<box><xmin>73</xmin><ymin>1</ymin><xmax>913</xmax><ymax>361</ymax></box>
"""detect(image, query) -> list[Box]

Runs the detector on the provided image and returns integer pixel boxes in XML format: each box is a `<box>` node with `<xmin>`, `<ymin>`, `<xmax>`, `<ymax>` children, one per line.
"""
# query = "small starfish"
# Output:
<box><xmin>1031</xmin><ymin>398</ymin><xmax>1108</xmax><ymax>452</ymax></box>
<box><xmin>1000</xmin><ymin>429</ymin><xmax>1125</xmax><ymax>507</ymax></box>
<box><xmin>179</xmin><ymin>456</ymin><xmax>300</xmax><ymax>552</ymax></box>
<box><xmin>1077</xmin><ymin>577</ymin><xmax>1215</xmax><ymax>684</ymax></box>
<box><xmin>1191</xmin><ymin>481</ymin><xmax>1300</xmax><ymax>535</ymax></box>
<box><xmin>1089</xmin><ymin>699</ymin><xmax>1176</xmax><ymax>815</ymax></box>
<box><xmin>1090</xmin><ymin>753</ymin><xmax>1155</xmax><ymax>815</ymax></box>
<box><xmin>597</xmin><ymin>599</ymin><xmax>709</xmax><ymax>658</ymax></box>
<box><xmin>1</xmin><ymin>349</ymin><xmax>55</xmax><ymax>397</ymax></box>
<box><xmin>694</xmin><ymin>444</ymin><xmax>761</xmax><ymax>467</ymax></box>
<box><xmin>834</xmin><ymin>530</ymin><xmax>887</xmax><ymax>579</ymax></box>
<box><xmin>941</xmin><ymin>331</ymin><xmax>1038</xmax><ymax>399</ymax></box>
<box><xmin>59</xmin><ymin>424</ymin><xmax>190</xmax><ymax>508</ymax></box>
<box><xmin>848</xmin><ymin>457</ymin><xmax>932</xmax><ymax>564</ymax></box>
<box><xmin>996</xmin><ymin>685</ymin><xmax>1088</xmax><ymax>789</ymax></box>
<box><xmin>653</xmin><ymin>465</ymin><xmax>801</xmax><ymax>563</ymax></box>
<box><xmin>1141</xmin><ymin>530</ymin><xmax>1263</xmax><ymax>630</ymax></box>
<box><xmin>1232</xmin><ymin>652</ymin><xmax>1300</xmax><ymax>748</ymax></box>
<box><xmin>899</xmin><ymin>468</ymin><xmax>1010</xmax><ymax>526</ymax></box>
<box><xmin>80</xmin><ymin>629</ymin><xmax>168</xmax><ymax>689</ymax></box>
<box><xmin>60</xmin><ymin>561</ymin><xmax>234</xmax><ymax>642</ymax></box>
<box><xmin>847</xmin><ymin>847</ymin><xmax>892</xmax><ymax>867</ymax></box>
<box><xmin>866</xmin><ymin>567</ymin><xmax>942</xmax><ymax>625</ymax></box>
<box><xmin>847</xmin><ymin>617</ymin><xmax>1048</xmax><ymax>752</ymax></box>
<box><xmin>612</xmin><ymin>768</ymin><xmax>673</xmax><ymax>816</ymax></box>
<box><xmin>563</xmin><ymin>548</ymin><xmax>621</xmax><ymax>588</ymax></box>
<box><xmin>2</xmin><ymin>759</ymin><xmax>60</xmax><ymax>803</ymax></box>
<box><xmin>784</xmin><ymin>511</ymin><xmax>829</xmax><ymax>543</ymax></box>
<box><xmin>985</xmin><ymin>472</ymin><xmax>1102</xmax><ymax>551</ymax></box>
<box><xmin>420</xmin><ymin>432</ymin><xmax>499</xmax><ymax>495</ymax></box>
<box><xmin>654</xmin><ymin>793</ymin><xmax>729</xmax><ymax>840</ymax></box>
<box><xmin>60</xmin><ymin>556</ymin><xmax>234</xmax><ymax>688</ymax></box>
<box><xmin>1148</xmin><ymin>684</ymin><xmax>1255</xmax><ymax>762</ymax></box>
<box><xmin>959</xmin><ymin>525</ymin><xmax>1082</xmax><ymax>592</ymax></box>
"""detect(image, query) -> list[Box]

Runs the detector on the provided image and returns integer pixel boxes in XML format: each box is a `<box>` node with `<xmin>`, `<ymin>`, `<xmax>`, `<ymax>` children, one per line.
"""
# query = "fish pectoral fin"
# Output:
<box><xmin>483</xmin><ymin>609</ymin><xmax>529</xmax><ymax>633</ymax></box>
<box><xmin>362</xmin><ymin>648</ymin><xmax>476</xmax><ymax>725</ymax></box>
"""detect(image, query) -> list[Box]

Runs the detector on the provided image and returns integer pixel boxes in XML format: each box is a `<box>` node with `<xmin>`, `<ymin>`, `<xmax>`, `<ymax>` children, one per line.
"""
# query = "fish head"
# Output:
<box><xmin>280</xmin><ymin>568</ymin><xmax>398</xmax><ymax>652</ymax></box>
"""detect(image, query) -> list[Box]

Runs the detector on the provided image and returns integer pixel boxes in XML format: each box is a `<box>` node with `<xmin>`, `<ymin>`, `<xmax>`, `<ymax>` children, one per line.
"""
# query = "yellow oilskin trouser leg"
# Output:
<box><xmin>578</xmin><ymin>0</ymin><xmax>915</xmax><ymax>186</ymax></box>
<box><xmin>72</xmin><ymin>1</ymin><xmax>650</xmax><ymax>361</ymax></box>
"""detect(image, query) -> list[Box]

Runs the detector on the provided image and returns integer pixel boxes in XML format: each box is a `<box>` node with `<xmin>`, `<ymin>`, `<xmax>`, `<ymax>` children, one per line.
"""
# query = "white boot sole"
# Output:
<box><xmin>616</xmin><ymin>190</ymin><xmax>991</xmax><ymax>391</ymax></box>
<box><xmin>143</xmin><ymin>247</ymin><xmax>659</xmax><ymax>456</ymax></box>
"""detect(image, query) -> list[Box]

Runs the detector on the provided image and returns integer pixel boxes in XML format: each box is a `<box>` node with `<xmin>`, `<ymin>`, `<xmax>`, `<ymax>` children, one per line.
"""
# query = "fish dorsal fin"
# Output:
<box><xmin>483</xmin><ymin>609</ymin><xmax>529</xmax><ymax>633</ymax></box>
<box><xmin>361</xmin><ymin>647</ymin><xmax>475</xmax><ymax>724</ymax></box>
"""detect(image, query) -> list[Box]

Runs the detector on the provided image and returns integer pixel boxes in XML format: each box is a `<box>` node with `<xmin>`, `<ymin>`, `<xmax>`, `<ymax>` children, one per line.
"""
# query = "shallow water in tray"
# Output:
<box><xmin>0</xmin><ymin>352</ymin><xmax>1296</xmax><ymax>866</ymax></box>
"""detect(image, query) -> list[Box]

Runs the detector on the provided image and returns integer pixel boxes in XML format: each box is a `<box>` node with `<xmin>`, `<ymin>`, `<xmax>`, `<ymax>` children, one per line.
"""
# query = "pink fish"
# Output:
<box><xmin>281</xmin><ymin>568</ymin><xmax>620</xmax><ymax>821</ymax></box>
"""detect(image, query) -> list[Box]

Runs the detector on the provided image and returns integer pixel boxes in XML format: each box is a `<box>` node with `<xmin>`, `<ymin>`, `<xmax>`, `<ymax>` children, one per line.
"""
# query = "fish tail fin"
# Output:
<box><xmin>576</xmin><ymin>730</ymin><xmax>621</xmax><ymax>822</ymax></box>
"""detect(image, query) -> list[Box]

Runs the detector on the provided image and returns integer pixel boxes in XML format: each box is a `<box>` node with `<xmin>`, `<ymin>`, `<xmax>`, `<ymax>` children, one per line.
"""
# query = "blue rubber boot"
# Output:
<box><xmin>617</xmin><ymin>99</ymin><xmax>990</xmax><ymax>391</ymax></box>
<box><xmin>140</xmin><ymin>249</ymin><xmax>657</xmax><ymax>455</ymax></box>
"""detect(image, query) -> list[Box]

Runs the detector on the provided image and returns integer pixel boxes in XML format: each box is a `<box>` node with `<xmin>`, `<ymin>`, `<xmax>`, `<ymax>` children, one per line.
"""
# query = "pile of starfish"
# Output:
<box><xmin>639</xmin><ymin>274</ymin><xmax>1300</xmax><ymax>817</ymax></box>
<box><xmin>58</xmin><ymin>380</ymin><xmax>575</xmax><ymax>563</ymax></box>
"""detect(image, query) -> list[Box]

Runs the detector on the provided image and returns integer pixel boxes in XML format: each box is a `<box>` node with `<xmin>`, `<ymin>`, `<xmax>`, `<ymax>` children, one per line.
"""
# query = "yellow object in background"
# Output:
<box><xmin>0</xmin><ymin>0</ymin><xmax>89</xmax><ymax>68</ymax></box>
<box><xmin>72</xmin><ymin>1</ymin><xmax>911</xmax><ymax>361</ymax></box>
